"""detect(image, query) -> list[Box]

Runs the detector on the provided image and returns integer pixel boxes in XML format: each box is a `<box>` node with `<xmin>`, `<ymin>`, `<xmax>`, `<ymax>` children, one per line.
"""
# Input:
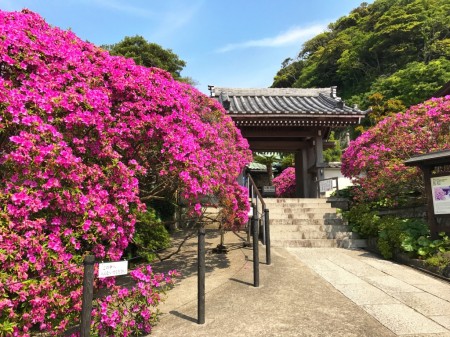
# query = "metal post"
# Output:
<box><xmin>252</xmin><ymin>204</ymin><xmax>259</xmax><ymax>287</ymax></box>
<box><xmin>80</xmin><ymin>255</ymin><xmax>95</xmax><ymax>337</ymax></box>
<box><xmin>198</xmin><ymin>227</ymin><xmax>206</xmax><ymax>324</ymax></box>
<box><xmin>245</xmin><ymin>204</ymin><xmax>252</xmax><ymax>247</ymax></box>
<box><xmin>264</xmin><ymin>208</ymin><xmax>271</xmax><ymax>265</ymax></box>
<box><xmin>335</xmin><ymin>177</ymin><xmax>340</xmax><ymax>197</ymax></box>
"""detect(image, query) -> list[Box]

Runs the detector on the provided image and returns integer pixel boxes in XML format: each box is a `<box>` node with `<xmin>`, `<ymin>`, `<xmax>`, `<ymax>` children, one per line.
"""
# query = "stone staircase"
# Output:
<box><xmin>264</xmin><ymin>198</ymin><xmax>366</xmax><ymax>248</ymax></box>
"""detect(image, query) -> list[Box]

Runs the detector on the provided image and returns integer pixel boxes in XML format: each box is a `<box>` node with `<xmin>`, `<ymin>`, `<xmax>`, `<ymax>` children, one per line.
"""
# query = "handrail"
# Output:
<box><xmin>246</xmin><ymin>173</ymin><xmax>271</xmax><ymax>265</ymax></box>
<box><xmin>247</xmin><ymin>174</ymin><xmax>265</xmax><ymax>209</ymax></box>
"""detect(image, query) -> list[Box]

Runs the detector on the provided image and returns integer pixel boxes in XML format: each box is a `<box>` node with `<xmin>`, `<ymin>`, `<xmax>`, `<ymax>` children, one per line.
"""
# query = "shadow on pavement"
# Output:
<box><xmin>152</xmin><ymin>228</ymin><xmax>247</xmax><ymax>281</ymax></box>
<box><xmin>229</xmin><ymin>277</ymin><xmax>253</xmax><ymax>287</ymax></box>
<box><xmin>169</xmin><ymin>310</ymin><xmax>197</xmax><ymax>323</ymax></box>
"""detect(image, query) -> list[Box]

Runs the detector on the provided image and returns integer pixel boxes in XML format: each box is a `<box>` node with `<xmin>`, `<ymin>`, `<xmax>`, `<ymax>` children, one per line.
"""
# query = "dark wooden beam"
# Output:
<box><xmin>240</xmin><ymin>127</ymin><xmax>322</xmax><ymax>138</ymax></box>
<box><xmin>247</xmin><ymin>140</ymin><xmax>312</xmax><ymax>151</ymax></box>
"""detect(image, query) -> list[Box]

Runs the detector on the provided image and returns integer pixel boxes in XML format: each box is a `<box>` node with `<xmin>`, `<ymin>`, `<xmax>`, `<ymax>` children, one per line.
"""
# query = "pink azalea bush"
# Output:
<box><xmin>273</xmin><ymin>167</ymin><xmax>296</xmax><ymax>197</ymax></box>
<box><xmin>341</xmin><ymin>96</ymin><xmax>450</xmax><ymax>204</ymax></box>
<box><xmin>0</xmin><ymin>9</ymin><xmax>251</xmax><ymax>336</ymax></box>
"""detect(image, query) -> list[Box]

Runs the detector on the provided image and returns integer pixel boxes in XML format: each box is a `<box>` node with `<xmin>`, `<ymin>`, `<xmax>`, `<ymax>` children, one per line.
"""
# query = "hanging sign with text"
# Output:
<box><xmin>319</xmin><ymin>179</ymin><xmax>333</xmax><ymax>193</ymax></box>
<box><xmin>431</xmin><ymin>176</ymin><xmax>450</xmax><ymax>215</ymax></box>
<box><xmin>98</xmin><ymin>261</ymin><xmax>128</xmax><ymax>278</ymax></box>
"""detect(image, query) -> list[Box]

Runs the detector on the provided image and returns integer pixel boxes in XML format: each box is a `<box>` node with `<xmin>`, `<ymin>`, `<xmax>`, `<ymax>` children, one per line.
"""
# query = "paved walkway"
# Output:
<box><xmin>149</xmin><ymin>230</ymin><xmax>450</xmax><ymax>337</ymax></box>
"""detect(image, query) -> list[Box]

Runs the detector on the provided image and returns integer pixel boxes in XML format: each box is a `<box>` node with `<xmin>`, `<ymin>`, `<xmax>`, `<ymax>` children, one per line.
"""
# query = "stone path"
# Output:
<box><xmin>148</xmin><ymin>230</ymin><xmax>450</xmax><ymax>337</ymax></box>
<box><xmin>288</xmin><ymin>248</ymin><xmax>450</xmax><ymax>336</ymax></box>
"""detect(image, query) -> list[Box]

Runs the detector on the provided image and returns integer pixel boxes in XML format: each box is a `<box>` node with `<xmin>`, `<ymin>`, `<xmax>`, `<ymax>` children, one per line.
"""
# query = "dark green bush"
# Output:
<box><xmin>148</xmin><ymin>198</ymin><xmax>176</xmax><ymax>222</ymax></box>
<box><xmin>125</xmin><ymin>208</ymin><xmax>171</xmax><ymax>262</ymax></box>
<box><xmin>377</xmin><ymin>217</ymin><xmax>429</xmax><ymax>259</ymax></box>
<box><xmin>342</xmin><ymin>203</ymin><xmax>380</xmax><ymax>238</ymax></box>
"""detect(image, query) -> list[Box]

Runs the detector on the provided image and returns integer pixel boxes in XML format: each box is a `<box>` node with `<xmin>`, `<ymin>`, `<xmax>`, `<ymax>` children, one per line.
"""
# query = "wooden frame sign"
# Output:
<box><xmin>431</xmin><ymin>175</ymin><xmax>450</xmax><ymax>215</ymax></box>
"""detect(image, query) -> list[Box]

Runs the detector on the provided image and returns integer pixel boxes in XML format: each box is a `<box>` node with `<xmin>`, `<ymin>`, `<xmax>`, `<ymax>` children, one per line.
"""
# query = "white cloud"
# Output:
<box><xmin>216</xmin><ymin>24</ymin><xmax>326</xmax><ymax>53</ymax></box>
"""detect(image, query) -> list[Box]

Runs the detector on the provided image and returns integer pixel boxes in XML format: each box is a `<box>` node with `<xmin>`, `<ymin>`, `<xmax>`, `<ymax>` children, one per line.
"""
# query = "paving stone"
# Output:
<box><xmin>362</xmin><ymin>303</ymin><xmax>448</xmax><ymax>335</ymax></box>
<box><xmin>364</xmin><ymin>275</ymin><xmax>423</xmax><ymax>295</ymax></box>
<box><xmin>327</xmin><ymin>255</ymin><xmax>387</xmax><ymax>278</ymax></box>
<box><xmin>414</xmin><ymin>282</ymin><xmax>450</xmax><ymax>302</ymax></box>
<box><xmin>359</xmin><ymin>258</ymin><xmax>441</xmax><ymax>285</ymax></box>
<box><xmin>391</xmin><ymin>292</ymin><xmax>450</xmax><ymax>316</ymax></box>
<box><xmin>333</xmin><ymin>283</ymin><xmax>400</xmax><ymax>305</ymax></box>
<box><xmin>430</xmin><ymin>316</ymin><xmax>450</xmax><ymax>330</ymax></box>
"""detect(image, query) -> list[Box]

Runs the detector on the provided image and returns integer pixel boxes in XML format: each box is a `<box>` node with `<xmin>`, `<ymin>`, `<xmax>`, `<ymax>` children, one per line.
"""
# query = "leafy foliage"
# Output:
<box><xmin>102</xmin><ymin>35</ymin><xmax>186</xmax><ymax>80</ymax></box>
<box><xmin>323</xmin><ymin>131</ymin><xmax>342</xmax><ymax>162</ymax></box>
<box><xmin>342</xmin><ymin>203</ymin><xmax>380</xmax><ymax>238</ymax></box>
<box><xmin>127</xmin><ymin>209</ymin><xmax>171</xmax><ymax>262</ymax></box>
<box><xmin>377</xmin><ymin>217</ymin><xmax>429</xmax><ymax>259</ymax></box>
<box><xmin>272</xmin><ymin>0</ymin><xmax>450</xmax><ymax>108</ymax></box>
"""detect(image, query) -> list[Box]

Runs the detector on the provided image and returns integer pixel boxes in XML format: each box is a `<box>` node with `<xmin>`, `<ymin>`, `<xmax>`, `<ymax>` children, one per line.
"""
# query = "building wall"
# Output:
<box><xmin>323</xmin><ymin>167</ymin><xmax>354</xmax><ymax>197</ymax></box>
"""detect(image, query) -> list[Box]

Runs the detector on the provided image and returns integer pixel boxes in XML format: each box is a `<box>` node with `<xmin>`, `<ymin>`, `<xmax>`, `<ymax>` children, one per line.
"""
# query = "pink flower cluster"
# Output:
<box><xmin>273</xmin><ymin>167</ymin><xmax>296</xmax><ymax>197</ymax></box>
<box><xmin>341</xmin><ymin>96</ymin><xmax>450</xmax><ymax>203</ymax></box>
<box><xmin>92</xmin><ymin>266</ymin><xmax>180</xmax><ymax>336</ymax></box>
<box><xmin>0</xmin><ymin>9</ymin><xmax>251</xmax><ymax>336</ymax></box>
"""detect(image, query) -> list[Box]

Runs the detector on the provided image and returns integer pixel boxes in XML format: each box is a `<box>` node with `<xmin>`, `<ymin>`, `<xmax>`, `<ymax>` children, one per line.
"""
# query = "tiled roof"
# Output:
<box><xmin>405</xmin><ymin>149</ymin><xmax>450</xmax><ymax>167</ymax></box>
<box><xmin>211</xmin><ymin>86</ymin><xmax>366</xmax><ymax>117</ymax></box>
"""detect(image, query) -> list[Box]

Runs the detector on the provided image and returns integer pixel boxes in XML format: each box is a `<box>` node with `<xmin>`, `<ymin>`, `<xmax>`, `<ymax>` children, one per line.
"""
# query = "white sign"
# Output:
<box><xmin>431</xmin><ymin>176</ymin><xmax>450</xmax><ymax>215</ymax></box>
<box><xmin>98</xmin><ymin>261</ymin><xmax>128</xmax><ymax>278</ymax></box>
<box><xmin>263</xmin><ymin>186</ymin><xmax>275</xmax><ymax>193</ymax></box>
<box><xmin>319</xmin><ymin>179</ymin><xmax>333</xmax><ymax>193</ymax></box>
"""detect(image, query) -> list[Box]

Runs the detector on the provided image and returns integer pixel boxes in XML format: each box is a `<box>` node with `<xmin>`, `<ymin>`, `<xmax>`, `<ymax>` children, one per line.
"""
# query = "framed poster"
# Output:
<box><xmin>431</xmin><ymin>176</ymin><xmax>450</xmax><ymax>215</ymax></box>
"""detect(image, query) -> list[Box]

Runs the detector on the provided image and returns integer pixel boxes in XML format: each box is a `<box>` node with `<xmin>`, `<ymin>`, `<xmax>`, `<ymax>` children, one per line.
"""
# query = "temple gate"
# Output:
<box><xmin>210</xmin><ymin>86</ymin><xmax>367</xmax><ymax>197</ymax></box>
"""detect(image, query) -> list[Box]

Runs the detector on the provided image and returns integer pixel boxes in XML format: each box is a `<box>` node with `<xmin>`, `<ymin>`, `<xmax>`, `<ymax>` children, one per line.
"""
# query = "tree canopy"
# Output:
<box><xmin>102</xmin><ymin>35</ymin><xmax>187</xmax><ymax>80</ymax></box>
<box><xmin>272</xmin><ymin>0</ymin><xmax>450</xmax><ymax>110</ymax></box>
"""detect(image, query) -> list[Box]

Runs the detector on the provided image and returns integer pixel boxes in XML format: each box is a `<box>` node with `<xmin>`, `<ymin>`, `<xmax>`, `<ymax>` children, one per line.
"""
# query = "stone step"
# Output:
<box><xmin>269</xmin><ymin>218</ymin><xmax>344</xmax><ymax>226</ymax></box>
<box><xmin>265</xmin><ymin>201</ymin><xmax>332</xmax><ymax>206</ymax></box>
<box><xmin>269</xmin><ymin>213</ymin><xmax>342</xmax><ymax>220</ymax></box>
<box><xmin>266</xmin><ymin>204</ymin><xmax>333</xmax><ymax>210</ymax></box>
<box><xmin>337</xmin><ymin>238</ymin><xmax>368</xmax><ymax>249</ymax></box>
<box><xmin>271</xmin><ymin>239</ymin><xmax>339</xmax><ymax>248</ymax></box>
<box><xmin>271</xmin><ymin>238</ymin><xmax>367</xmax><ymax>248</ymax></box>
<box><xmin>270</xmin><ymin>230</ymin><xmax>359</xmax><ymax>240</ymax></box>
<box><xmin>270</xmin><ymin>224</ymin><xmax>351</xmax><ymax>233</ymax></box>
<box><xmin>271</xmin><ymin>231</ymin><xmax>356</xmax><ymax>240</ymax></box>
<box><xmin>268</xmin><ymin>207</ymin><xmax>339</xmax><ymax>215</ymax></box>
<box><xmin>264</xmin><ymin>198</ymin><xmax>329</xmax><ymax>204</ymax></box>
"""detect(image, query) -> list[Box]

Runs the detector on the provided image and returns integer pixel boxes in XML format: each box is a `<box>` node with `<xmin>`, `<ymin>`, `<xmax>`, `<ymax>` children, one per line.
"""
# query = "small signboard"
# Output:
<box><xmin>431</xmin><ymin>176</ymin><xmax>450</xmax><ymax>215</ymax></box>
<box><xmin>98</xmin><ymin>261</ymin><xmax>128</xmax><ymax>278</ymax></box>
<box><xmin>319</xmin><ymin>179</ymin><xmax>333</xmax><ymax>193</ymax></box>
<box><xmin>262</xmin><ymin>186</ymin><xmax>276</xmax><ymax>197</ymax></box>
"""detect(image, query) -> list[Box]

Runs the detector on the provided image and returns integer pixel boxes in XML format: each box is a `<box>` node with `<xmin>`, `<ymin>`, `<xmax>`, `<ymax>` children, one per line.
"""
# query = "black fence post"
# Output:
<box><xmin>80</xmin><ymin>255</ymin><xmax>95</xmax><ymax>337</ymax></box>
<box><xmin>198</xmin><ymin>227</ymin><xmax>206</xmax><ymax>324</ymax></box>
<box><xmin>252</xmin><ymin>204</ymin><xmax>259</xmax><ymax>287</ymax></box>
<box><xmin>264</xmin><ymin>208</ymin><xmax>271</xmax><ymax>265</ymax></box>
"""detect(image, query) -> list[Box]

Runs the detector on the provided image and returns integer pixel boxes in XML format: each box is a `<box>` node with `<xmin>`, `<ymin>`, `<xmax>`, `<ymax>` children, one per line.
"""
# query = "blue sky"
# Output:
<box><xmin>0</xmin><ymin>0</ymin><xmax>371</xmax><ymax>95</ymax></box>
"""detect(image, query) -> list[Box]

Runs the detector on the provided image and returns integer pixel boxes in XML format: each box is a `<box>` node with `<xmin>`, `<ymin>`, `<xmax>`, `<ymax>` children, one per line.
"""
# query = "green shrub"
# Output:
<box><xmin>125</xmin><ymin>208</ymin><xmax>171</xmax><ymax>262</ymax></box>
<box><xmin>413</xmin><ymin>232</ymin><xmax>450</xmax><ymax>259</ymax></box>
<box><xmin>425</xmin><ymin>252</ymin><xmax>450</xmax><ymax>271</ymax></box>
<box><xmin>342</xmin><ymin>203</ymin><xmax>380</xmax><ymax>238</ymax></box>
<box><xmin>377</xmin><ymin>217</ymin><xmax>429</xmax><ymax>259</ymax></box>
<box><xmin>148</xmin><ymin>198</ymin><xmax>176</xmax><ymax>222</ymax></box>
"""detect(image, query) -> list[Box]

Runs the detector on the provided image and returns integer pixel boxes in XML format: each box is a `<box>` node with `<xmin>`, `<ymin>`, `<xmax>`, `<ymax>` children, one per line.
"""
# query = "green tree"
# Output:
<box><xmin>370</xmin><ymin>58</ymin><xmax>450</xmax><ymax>107</ymax></box>
<box><xmin>102</xmin><ymin>35</ymin><xmax>187</xmax><ymax>80</ymax></box>
<box><xmin>254</xmin><ymin>152</ymin><xmax>280</xmax><ymax>186</ymax></box>
<box><xmin>272</xmin><ymin>0</ymin><xmax>450</xmax><ymax>109</ymax></box>
<box><xmin>323</xmin><ymin>131</ymin><xmax>342</xmax><ymax>162</ymax></box>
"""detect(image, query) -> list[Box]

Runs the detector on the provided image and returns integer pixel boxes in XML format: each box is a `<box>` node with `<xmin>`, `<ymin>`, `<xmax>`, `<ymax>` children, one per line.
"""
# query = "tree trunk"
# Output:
<box><xmin>267</xmin><ymin>164</ymin><xmax>273</xmax><ymax>186</ymax></box>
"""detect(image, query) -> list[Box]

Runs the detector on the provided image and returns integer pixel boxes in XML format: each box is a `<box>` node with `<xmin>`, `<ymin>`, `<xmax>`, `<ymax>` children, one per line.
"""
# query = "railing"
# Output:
<box><xmin>316</xmin><ymin>176</ymin><xmax>340</xmax><ymax>198</ymax></box>
<box><xmin>246</xmin><ymin>173</ymin><xmax>271</xmax><ymax>266</ymax></box>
